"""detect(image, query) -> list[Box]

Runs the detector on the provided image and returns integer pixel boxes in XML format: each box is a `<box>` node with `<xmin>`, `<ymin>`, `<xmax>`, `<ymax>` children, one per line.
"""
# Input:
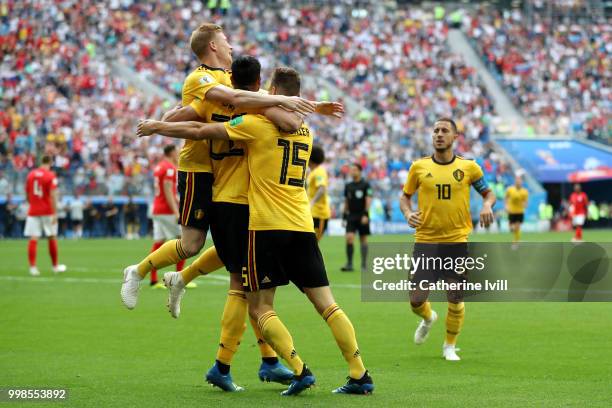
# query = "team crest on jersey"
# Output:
<box><xmin>453</xmin><ymin>169</ymin><xmax>464</xmax><ymax>182</ymax></box>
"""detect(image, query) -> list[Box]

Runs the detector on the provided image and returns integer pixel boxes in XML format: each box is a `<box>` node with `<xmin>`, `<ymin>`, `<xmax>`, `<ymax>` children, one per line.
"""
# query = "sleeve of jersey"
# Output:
<box><xmin>194</xmin><ymin>73</ymin><xmax>221</xmax><ymax>100</ymax></box>
<box><xmin>403</xmin><ymin>163</ymin><xmax>418</xmax><ymax>195</ymax></box>
<box><xmin>470</xmin><ymin>163</ymin><xmax>490</xmax><ymax>196</ymax></box>
<box><xmin>224</xmin><ymin>115</ymin><xmax>258</xmax><ymax>142</ymax></box>
<box><xmin>50</xmin><ymin>176</ymin><xmax>58</xmax><ymax>190</ymax></box>
<box><xmin>189</xmin><ymin>99</ymin><xmax>207</xmax><ymax>119</ymax></box>
<box><xmin>366</xmin><ymin>182</ymin><xmax>373</xmax><ymax>196</ymax></box>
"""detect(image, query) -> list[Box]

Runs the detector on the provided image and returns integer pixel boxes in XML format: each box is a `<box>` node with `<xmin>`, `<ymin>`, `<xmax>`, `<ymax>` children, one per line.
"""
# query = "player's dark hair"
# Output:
<box><xmin>231</xmin><ymin>55</ymin><xmax>261</xmax><ymax>90</ymax></box>
<box><xmin>163</xmin><ymin>144</ymin><xmax>176</xmax><ymax>156</ymax></box>
<box><xmin>352</xmin><ymin>163</ymin><xmax>363</xmax><ymax>171</ymax></box>
<box><xmin>435</xmin><ymin>117</ymin><xmax>458</xmax><ymax>133</ymax></box>
<box><xmin>310</xmin><ymin>145</ymin><xmax>325</xmax><ymax>165</ymax></box>
<box><xmin>271</xmin><ymin>67</ymin><xmax>300</xmax><ymax>96</ymax></box>
<box><xmin>40</xmin><ymin>155</ymin><xmax>52</xmax><ymax>165</ymax></box>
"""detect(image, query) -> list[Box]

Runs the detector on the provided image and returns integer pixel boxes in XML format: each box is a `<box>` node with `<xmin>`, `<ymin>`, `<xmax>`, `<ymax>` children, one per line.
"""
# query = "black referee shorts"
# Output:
<box><xmin>178</xmin><ymin>171</ymin><xmax>213</xmax><ymax>231</ymax></box>
<box><xmin>346</xmin><ymin>214</ymin><xmax>370</xmax><ymax>236</ymax></box>
<box><xmin>242</xmin><ymin>230</ymin><xmax>329</xmax><ymax>292</ymax></box>
<box><xmin>210</xmin><ymin>202</ymin><xmax>249</xmax><ymax>274</ymax></box>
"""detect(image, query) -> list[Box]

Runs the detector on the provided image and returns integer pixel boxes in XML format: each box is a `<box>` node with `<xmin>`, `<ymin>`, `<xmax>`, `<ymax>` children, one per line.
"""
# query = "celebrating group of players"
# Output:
<box><xmin>119</xmin><ymin>23</ymin><xmax>372</xmax><ymax>396</ymax></box>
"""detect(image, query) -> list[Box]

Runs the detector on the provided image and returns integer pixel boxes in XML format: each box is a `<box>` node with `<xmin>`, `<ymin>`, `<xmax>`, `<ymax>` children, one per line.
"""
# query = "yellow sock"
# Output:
<box><xmin>258</xmin><ymin>311</ymin><xmax>303</xmax><ymax>375</ymax></box>
<box><xmin>513</xmin><ymin>229</ymin><xmax>521</xmax><ymax>242</ymax></box>
<box><xmin>249</xmin><ymin>316</ymin><xmax>277</xmax><ymax>358</ymax></box>
<box><xmin>216</xmin><ymin>290</ymin><xmax>248</xmax><ymax>365</ymax></box>
<box><xmin>445</xmin><ymin>302</ymin><xmax>465</xmax><ymax>345</ymax></box>
<box><xmin>137</xmin><ymin>239</ymin><xmax>187</xmax><ymax>278</ymax></box>
<box><xmin>411</xmin><ymin>301</ymin><xmax>433</xmax><ymax>321</ymax></box>
<box><xmin>180</xmin><ymin>246</ymin><xmax>224</xmax><ymax>284</ymax></box>
<box><xmin>322</xmin><ymin>304</ymin><xmax>366</xmax><ymax>379</ymax></box>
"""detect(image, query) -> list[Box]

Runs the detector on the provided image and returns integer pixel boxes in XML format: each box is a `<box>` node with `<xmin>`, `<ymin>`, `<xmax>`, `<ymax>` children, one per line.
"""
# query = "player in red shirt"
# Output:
<box><xmin>24</xmin><ymin>155</ymin><xmax>66</xmax><ymax>275</ymax></box>
<box><xmin>148</xmin><ymin>145</ymin><xmax>185</xmax><ymax>287</ymax></box>
<box><xmin>569</xmin><ymin>183</ymin><xmax>589</xmax><ymax>242</ymax></box>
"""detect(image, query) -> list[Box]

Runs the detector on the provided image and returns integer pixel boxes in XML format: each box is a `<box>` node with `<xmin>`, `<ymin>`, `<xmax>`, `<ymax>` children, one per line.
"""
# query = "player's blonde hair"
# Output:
<box><xmin>190</xmin><ymin>23</ymin><xmax>223</xmax><ymax>58</ymax></box>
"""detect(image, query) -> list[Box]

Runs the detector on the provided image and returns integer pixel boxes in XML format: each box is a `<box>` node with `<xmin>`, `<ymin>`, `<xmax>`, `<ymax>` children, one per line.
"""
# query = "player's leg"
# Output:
<box><xmin>294</xmin><ymin>232</ymin><xmax>372</xmax><ymax>394</ymax></box>
<box><xmin>442</xmin><ymin>244</ymin><xmax>468</xmax><ymax>361</ymax></box>
<box><xmin>410</xmin><ymin>243</ymin><xmax>437</xmax><ymax>345</ymax></box>
<box><xmin>42</xmin><ymin>216</ymin><xmax>65</xmax><ymax>274</ymax></box>
<box><xmin>359</xmin><ymin>231</ymin><xmax>369</xmax><ymax>273</ymax></box>
<box><xmin>25</xmin><ymin>216</ymin><xmax>40</xmax><ymax>275</ymax></box>
<box><xmin>341</xmin><ymin>228</ymin><xmax>356</xmax><ymax>271</ymax></box>
<box><xmin>572</xmin><ymin>215</ymin><xmax>584</xmax><ymax>241</ymax></box>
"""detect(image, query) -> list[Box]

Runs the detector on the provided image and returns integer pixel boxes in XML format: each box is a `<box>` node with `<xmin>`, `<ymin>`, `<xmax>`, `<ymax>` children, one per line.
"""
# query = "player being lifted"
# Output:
<box><xmin>137</xmin><ymin>67</ymin><xmax>373</xmax><ymax>396</ymax></box>
<box><xmin>307</xmin><ymin>145</ymin><xmax>331</xmax><ymax>241</ymax></box>
<box><xmin>148</xmin><ymin>145</ymin><xmax>185</xmax><ymax>287</ymax></box>
<box><xmin>24</xmin><ymin>155</ymin><xmax>66</xmax><ymax>275</ymax></box>
<box><xmin>121</xmin><ymin>23</ymin><xmax>315</xmax><ymax>310</ymax></box>
<box><xmin>400</xmin><ymin>118</ymin><xmax>495</xmax><ymax>361</ymax></box>
<box><xmin>505</xmin><ymin>175</ymin><xmax>528</xmax><ymax>249</ymax></box>
<box><xmin>341</xmin><ymin>164</ymin><xmax>372</xmax><ymax>273</ymax></box>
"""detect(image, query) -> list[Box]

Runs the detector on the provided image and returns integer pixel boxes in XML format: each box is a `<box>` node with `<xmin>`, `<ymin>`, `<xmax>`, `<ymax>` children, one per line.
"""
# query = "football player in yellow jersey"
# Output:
<box><xmin>307</xmin><ymin>145</ymin><xmax>331</xmax><ymax>241</ymax></box>
<box><xmin>505</xmin><ymin>175</ymin><xmax>529</xmax><ymax>247</ymax></box>
<box><xmin>121</xmin><ymin>23</ymin><xmax>316</xmax><ymax>311</ymax></box>
<box><xmin>399</xmin><ymin>118</ymin><xmax>496</xmax><ymax>361</ymax></box>
<box><xmin>137</xmin><ymin>68</ymin><xmax>373</xmax><ymax>396</ymax></box>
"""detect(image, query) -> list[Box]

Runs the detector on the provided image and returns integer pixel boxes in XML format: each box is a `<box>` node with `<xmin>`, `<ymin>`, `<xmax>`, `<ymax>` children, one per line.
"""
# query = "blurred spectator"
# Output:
<box><xmin>69</xmin><ymin>193</ymin><xmax>85</xmax><ymax>239</ymax></box>
<box><xmin>124</xmin><ymin>196</ymin><xmax>140</xmax><ymax>240</ymax></box>
<box><xmin>102</xmin><ymin>197</ymin><xmax>119</xmax><ymax>237</ymax></box>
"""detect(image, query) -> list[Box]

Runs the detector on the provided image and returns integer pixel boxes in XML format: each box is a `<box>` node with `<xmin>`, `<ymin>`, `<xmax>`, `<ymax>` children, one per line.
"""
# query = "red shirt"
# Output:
<box><xmin>153</xmin><ymin>160</ymin><xmax>177</xmax><ymax>215</ymax></box>
<box><xmin>26</xmin><ymin>167</ymin><xmax>58</xmax><ymax>216</ymax></box>
<box><xmin>569</xmin><ymin>192</ymin><xmax>588</xmax><ymax>215</ymax></box>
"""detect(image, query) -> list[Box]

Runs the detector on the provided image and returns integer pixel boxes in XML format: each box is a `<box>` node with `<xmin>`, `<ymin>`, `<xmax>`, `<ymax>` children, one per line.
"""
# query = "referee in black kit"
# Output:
<box><xmin>341</xmin><ymin>163</ymin><xmax>372</xmax><ymax>273</ymax></box>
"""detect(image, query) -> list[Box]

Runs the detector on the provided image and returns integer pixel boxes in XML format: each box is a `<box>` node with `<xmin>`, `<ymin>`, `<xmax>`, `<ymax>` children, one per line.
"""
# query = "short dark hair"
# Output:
<box><xmin>352</xmin><ymin>163</ymin><xmax>363</xmax><ymax>171</ymax></box>
<box><xmin>163</xmin><ymin>144</ymin><xmax>176</xmax><ymax>156</ymax></box>
<box><xmin>271</xmin><ymin>67</ymin><xmax>300</xmax><ymax>96</ymax></box>
<box><xmin>310</xmin><ymin>145</ymin><xmax>325</xmax><ymax>165</ymax></box>
<box><xmin>41</xmin><ymin>155</ymin><xmax>52</xmax><ymax>165</ymax></box>
<box><xmin>435</xmin><ymin>117</ymin><xmax>458</xmax><ymax>133</ymax></box>
<box><xmin>231</xmin><ymin>55</ymin><xmax>261</xmax><ymax>90</ymax></box>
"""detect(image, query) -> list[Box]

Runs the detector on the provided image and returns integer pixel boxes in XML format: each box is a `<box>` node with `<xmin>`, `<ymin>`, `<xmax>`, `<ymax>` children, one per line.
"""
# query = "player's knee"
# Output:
<box><xmin>179</xmin><ymin>239</ymin><xmax>204</xmax><ymax>258</ymax></box>
<box><xmin>410</xmin><ymin>301</ymin><xmax>424</xmax><ymax>309</ymax></box>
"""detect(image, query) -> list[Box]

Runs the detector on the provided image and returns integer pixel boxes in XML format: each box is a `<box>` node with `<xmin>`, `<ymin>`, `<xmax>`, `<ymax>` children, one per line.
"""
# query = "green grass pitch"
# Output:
<box><xmin>1</xmin><ymin>230</ymin><xmax>612</xmax><ymax>407</ymax></box>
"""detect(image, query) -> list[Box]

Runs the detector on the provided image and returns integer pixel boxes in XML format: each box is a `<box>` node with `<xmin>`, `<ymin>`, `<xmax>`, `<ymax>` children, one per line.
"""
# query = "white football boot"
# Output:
<box><xmin>163</xmin><ymin>271</ymin><xmax>186</xmax><ymax>319</ymax></box>
<box><xmin>443</xmin><ymin>343</ymin><xmax>461</xmax><ymax>361</ymax></box>
<box><xmin>414</xmin><ymin>310</ymin><xmax>438</xmax><ymax>345</ymax></box>
<box><xmin>52</xmin><ymin>264</ymin><xmax>67</xmax><ymax>274</ymax></box>
<box><xmin>29</xmin><ymin>266</ymin><xmax>40</xmax><ymax>276</ymax></box>
<box><xmin>121</xmin><ymin>265</ymin><xmax>142</xmax><ymax>310</ymax></box>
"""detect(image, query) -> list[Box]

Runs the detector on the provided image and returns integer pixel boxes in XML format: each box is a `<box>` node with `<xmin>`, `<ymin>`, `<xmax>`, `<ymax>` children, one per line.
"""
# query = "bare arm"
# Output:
<box><xmin>163</xmin><ymin>180</ymin><xmax>179</xmax><ymax>218</ymax></box>
<box><xmin>137</xmin><ymin>120</ymin><xmax>229</xmax><ymax>141</ymax></box>
<box><xmin>264</xmin><ymin>107</ymin><xmax>304</xmax><ymax>133</ymax></box>
<box><xmin>207</xmin><ymin>85</ymin><xmax>315</xmax><ymax>115</ymax></box>
<box><xmin>162</xmin><ymin>105</ymin><xmax>200</xmax><ymax>122</ymax></box>
<box><xmin>50</xmin><ymin>189</ymin><xmax>58</xmax><ymax>223</ymax></box>
<box><xmin>161</xmin><ymin>103</ymin><xmax>183</xmax><ymax>121</ymax></box>
<box><xmin>310</xmin><ymin>186</ymin><xmax>326</xmax><ymax>207</ymax></box>
<box><xmin>480</xmin><ymin>190</ymin><xmax>496</xmax><ymax>228</ymax></box>
<box><xmin>400</xmin><ymin>192</ymin><xmax>422</xmax><ymax>228</ymax></box>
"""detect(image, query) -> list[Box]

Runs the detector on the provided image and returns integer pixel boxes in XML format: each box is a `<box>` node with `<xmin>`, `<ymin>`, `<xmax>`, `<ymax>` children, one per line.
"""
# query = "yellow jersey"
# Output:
<box><xmin>178</xmin><ymin>64</ymin><xmax>232</xmax><ymax>173</ymax></box>
<box><xmin>403</xmin><ymin>155</ymin><xmax>489</xmax><ymax>243</ymax></box>
<box><xmin>190</xmin><ymin>96</ymin><xmax>249</xmax><ymax>205</ymax></box>
<box><xmin>224</xmin><ymin>114</ymin><xmax>314</xmax><ymax>233</ymax></box>
<box><xmin>307</xmin><ymin>165</ymin><xmax>331</xmax><ymax>219</ymax></box>
<box><xmin>505</xmin><ymin>185</ymin><xmax>528</xmax><ymax>214</ymax></box>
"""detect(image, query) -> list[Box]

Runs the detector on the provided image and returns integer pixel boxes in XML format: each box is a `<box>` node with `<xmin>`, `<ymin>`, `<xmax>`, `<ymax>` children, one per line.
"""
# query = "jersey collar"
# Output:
<box><xmin>200</xmin><ymin>63</ymin><xmax>226</xmax><ymax>72</ymax></box>
<box><xmin>431</xmin><ymin>154</ymin><xmax>456</xmax><ymax>165</ymax></box>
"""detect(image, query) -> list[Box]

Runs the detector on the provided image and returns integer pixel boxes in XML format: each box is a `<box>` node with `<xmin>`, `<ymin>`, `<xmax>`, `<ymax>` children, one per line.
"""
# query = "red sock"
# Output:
<box><xmin>48</xmin><ymin>238</ymin><xmax>58</xmax><ymax>266</ymax></box>
<box><xmin>28</xmin><ymin>239</ymin><xmax>37</xmax><ymax>267</ymax></box>
<box><xmin>150</xmin><ymin>241</ymin><xmax>164</xmax><ymax>283</ymax></box>
<box><xmin>576</xmin><ymin>226</ymin><xmax>583</xmax><ymax>240</ymax></box>
<box><xmin>176</xmin><ymin>259</ymin><xmax>186</xmax><ymax>271</ymax></box>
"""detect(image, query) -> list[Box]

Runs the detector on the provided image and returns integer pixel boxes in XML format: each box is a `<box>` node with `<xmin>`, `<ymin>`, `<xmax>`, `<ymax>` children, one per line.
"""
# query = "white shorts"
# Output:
<box><xmin>572</xmin><ymin>214</ymin><xmax>586</xmax><ymax>226</ymax></box>
<box><xmin>153</xmin><ymin>214</ymin><xmax>180</xmax><ymax>241</ymax></box>
<box><xmin>24</xmin><ymin>216</ymin><xmax>58</xmax><ymax>238</ymax></box>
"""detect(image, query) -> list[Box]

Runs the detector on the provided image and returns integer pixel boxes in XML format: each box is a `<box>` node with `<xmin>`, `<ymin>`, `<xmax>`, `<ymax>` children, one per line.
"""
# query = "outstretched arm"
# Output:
<box><xmin>207</xmin><ymin>85</ymin><xmax>315</xmax><ymax>115</ymax></box>
<box><xmin>137</xmin><ymin>120</ymin><xmax>228</xmax><ymax>141</ymax></box>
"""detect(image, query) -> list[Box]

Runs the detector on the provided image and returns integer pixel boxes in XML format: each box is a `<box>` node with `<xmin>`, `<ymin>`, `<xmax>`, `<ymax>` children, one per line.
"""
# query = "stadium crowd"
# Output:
<box><xmin>4</xmin><ymin>0</ymin><xmax>604</xmax><ymax>234</ymax></box>
<box><xmin>466</xmin><ymin>3</ymin><xmax>611</xmax><ymax>143</ymax></box>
